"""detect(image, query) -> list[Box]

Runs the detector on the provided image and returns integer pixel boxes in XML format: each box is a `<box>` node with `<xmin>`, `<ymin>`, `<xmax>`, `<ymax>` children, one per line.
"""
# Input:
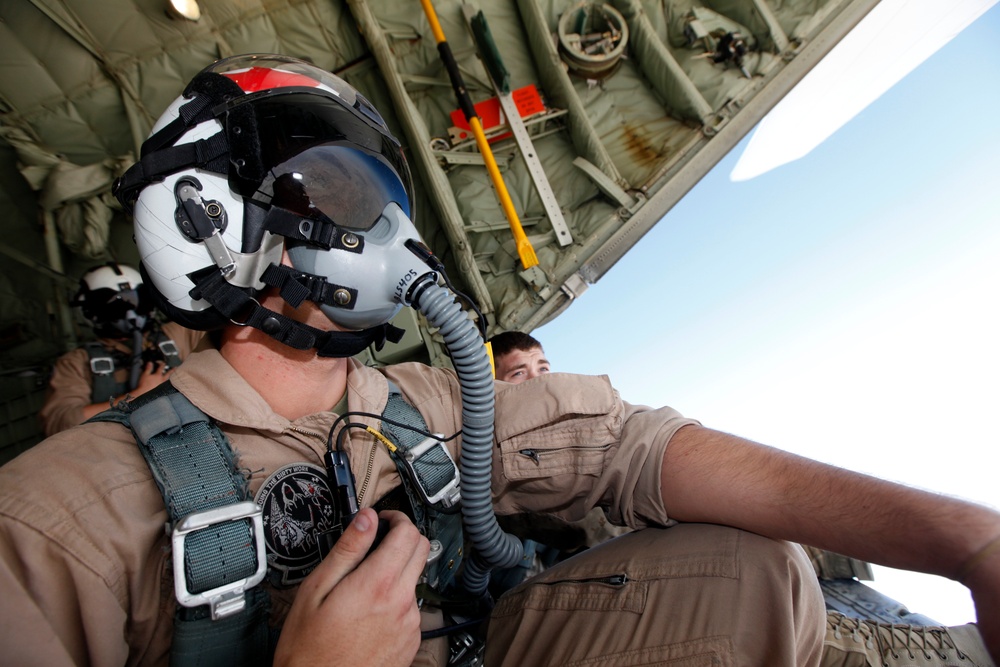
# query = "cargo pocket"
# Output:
<box><xmin>486</xmin><ymin>526</ymin><xmax>742</xmax><ymax>667</ymax></box>
<box><xmin>562</xmin><ymin>638</ymin><xmax>735</xmax><ymax>667</ymax></box>
<box><xmin>492</xmin><ymin>374</ymin><xmax>622</xmax><ymax>516</ymax></box>
<box><xmin>489</xmin><ymin>571</ymin><xmax>734</xmax><ymax>667</ymax></box>
<box><xmin>494</xmin><ymin>572</ymin><xmax>641</xmax><ymax>615</ymax></box>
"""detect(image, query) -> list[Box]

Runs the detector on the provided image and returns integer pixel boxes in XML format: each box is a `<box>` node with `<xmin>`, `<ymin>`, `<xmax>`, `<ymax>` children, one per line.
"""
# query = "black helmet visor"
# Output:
<box><xmin>81</xmin><ymin>287</ymin><xmax>149</xmax><ymax>322</ymax></box>
<box><xmin>219</xmin><ymin>89</ymin><xmax>413</xmax><ymax>230</ymax></box>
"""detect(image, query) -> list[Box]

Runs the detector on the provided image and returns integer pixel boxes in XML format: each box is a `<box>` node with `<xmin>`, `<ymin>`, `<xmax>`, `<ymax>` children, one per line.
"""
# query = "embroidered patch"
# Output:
<box><xmin>254</xmin><ymin>463</ymin><xmax>338</xmax><ymax>586</ymax></box>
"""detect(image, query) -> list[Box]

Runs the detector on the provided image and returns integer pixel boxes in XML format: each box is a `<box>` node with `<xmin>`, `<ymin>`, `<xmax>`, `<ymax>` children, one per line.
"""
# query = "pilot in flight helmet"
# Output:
<box><xmin>114</xmin><ymin>54</ymin><xmax>438</xmax><ymax>357</ymax></box>
<box><xmin>72</xmin><ymin>263</ymin><xmax>153</xmax><ymax>338</ymax></box>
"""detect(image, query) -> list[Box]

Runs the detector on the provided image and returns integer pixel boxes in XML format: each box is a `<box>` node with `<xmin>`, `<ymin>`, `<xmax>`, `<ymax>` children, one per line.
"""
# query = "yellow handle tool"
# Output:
<box><xmin>419</xmin><ymin>0</ymin><xmax>539</xmax><ymax>269</ymax></box>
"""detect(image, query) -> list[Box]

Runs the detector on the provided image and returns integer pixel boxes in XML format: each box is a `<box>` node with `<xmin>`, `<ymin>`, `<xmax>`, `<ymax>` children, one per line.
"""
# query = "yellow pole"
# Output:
<box><xmin>419</xmin><ymin>0</ymin><xmax>539</xmax><ymax>269</ymax></box>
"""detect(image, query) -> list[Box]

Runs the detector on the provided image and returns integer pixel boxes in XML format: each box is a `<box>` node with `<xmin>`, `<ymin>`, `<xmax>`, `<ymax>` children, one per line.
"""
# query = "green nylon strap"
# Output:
<box><xmin>152</xmin><ymin>331</ymin><xmax>183</xmax><ymax>370</ymax></box>
<box><xmin>89</xmin><ymin>383</ymin><xmax>271</xmax><ymax>666</ymax></box>
<box><xmin>84</xmin><ymin>332</ymin><xmax>179</xmax><ymax>403</ymax></box>
<box><xmin>129</xmin><ymin>389</ymin><xmax>258</xmax><ymax>594</ymax></box>
<box><xmin>170</xmin><ymin>587</ymin><xmax>272</xmax><ymax>667</ymax></box>
<box><xmin>380</xmin><ymin>386</ymin><xmax>465</xmax><ymax>592</ymax></box>
<box><xmin>84</xmin><ymin>341</ymin><xmax>127</xmax><ymax>403</ymax></box>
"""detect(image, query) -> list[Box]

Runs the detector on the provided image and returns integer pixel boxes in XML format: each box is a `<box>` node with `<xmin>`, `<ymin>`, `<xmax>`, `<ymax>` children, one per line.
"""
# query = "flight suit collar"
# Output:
<box><xmin>169</xmin><ymin>348</ymin><xmax>390</xmax><ymax>432</ymax></box>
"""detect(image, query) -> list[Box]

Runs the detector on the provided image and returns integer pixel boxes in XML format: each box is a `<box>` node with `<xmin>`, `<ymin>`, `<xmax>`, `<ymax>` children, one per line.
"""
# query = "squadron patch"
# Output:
<box><xmin>254</xmin><ymin>463</ymin><xmax>338</xmax><ymax>586</ymax></box>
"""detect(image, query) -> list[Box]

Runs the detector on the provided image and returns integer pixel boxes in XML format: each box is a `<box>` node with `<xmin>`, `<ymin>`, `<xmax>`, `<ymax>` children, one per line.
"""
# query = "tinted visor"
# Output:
<box><xmin>84</xmin><ymin>287</ymin><xmax>149</xmax><ymax>321</ymax></box>
<box><xmin>220</xmin><ymin>90</ymin><xmax>412</xmax><ymax>230</ymax></box>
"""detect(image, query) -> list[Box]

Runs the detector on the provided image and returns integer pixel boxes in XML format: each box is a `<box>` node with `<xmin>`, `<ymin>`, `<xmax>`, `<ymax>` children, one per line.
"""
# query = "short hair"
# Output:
<box><xmin>489</xmin><ymin>330</ymin><xmax>543</xmax><ymax>359</ymax></box>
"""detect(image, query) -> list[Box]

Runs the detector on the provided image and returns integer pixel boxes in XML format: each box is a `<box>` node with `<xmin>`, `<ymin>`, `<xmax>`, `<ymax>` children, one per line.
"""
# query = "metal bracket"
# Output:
<box><xmin>171</xmin><ymin>501</ymin><xmax>267</xmax><ymax>620</ymax></box>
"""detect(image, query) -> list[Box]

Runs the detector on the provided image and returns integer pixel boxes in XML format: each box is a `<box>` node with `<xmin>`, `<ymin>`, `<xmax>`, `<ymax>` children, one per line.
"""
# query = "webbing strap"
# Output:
<box><xmin>381</xmin><ymin>389</ymin><xmax>429</xmax><ymax>454</ymax></box>
<box><xmin>152</xmin><ymin>331</ymin><xmax>182</xmax><ymax>370</ymax></box>
<box><xmin>130</xmin><ymin>390</ymin><xmax>258</xmax><ymax>594</ymax></box>
<box><xmin>380</xmin><ymin>386</ymin><xmax>464</xmax><ymax>592</ymax></box>
<box><xmin>91</xmin><ymin>383</ymin><xmax>271</xmax><ymax>666</ymax></box>
<box><xmin>380</xmin><ymin>389</ymin><xmax>431</xmax><ymax>525</ymax></box>
<box><xmin>170</xmin><ymin>588</ymin><xmax>272</xmax><ymax>667</ymax></box>
<box><xmin>84</xmin><ymin>342</ymin><xmax>127</xmax><ymax>403</ymax></box>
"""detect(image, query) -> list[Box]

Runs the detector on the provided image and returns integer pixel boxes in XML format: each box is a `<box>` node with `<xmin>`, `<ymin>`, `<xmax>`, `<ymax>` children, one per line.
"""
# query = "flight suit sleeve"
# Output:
<box><xmin>491</xmin><ymin>373</ymin><xmax>699</xmax><ymax>529</ymax></box>
<box><xmin>161</xmin><ymin>321</ymin><xmax>208</xmax><ymax>360</ymax></box>
<box><xmin>0</xmin><ymin>516</ymin><xmax>130</xmax><ymax>667</ymax></box>
<box><xmin>38</xmin><ymin>349</ymin><xmax>94</xmax><ymax>438</ymax></box>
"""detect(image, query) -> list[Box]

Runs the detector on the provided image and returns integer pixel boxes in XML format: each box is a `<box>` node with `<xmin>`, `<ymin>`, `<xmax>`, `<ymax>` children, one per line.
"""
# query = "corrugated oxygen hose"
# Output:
<box><xmin>412</xmin><ymin>279</ymin><xmax>523</xmax><ymax>594</ymax></box>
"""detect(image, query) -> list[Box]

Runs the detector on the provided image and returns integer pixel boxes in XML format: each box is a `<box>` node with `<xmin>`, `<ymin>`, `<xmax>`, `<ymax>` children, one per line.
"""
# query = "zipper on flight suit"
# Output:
<box><xmin>357</xmin><ymin>441</ymin><xmax>378</xmax><ymax>506</ymax></box>
<box><xmin>304</xmin><ymin>423</ymin><xmax>380</xmax><ymax>507</ymax></box>
<box><xmin>518</xmin><ymin>443</ymin><xmax>612</xmax><ymax>464</ymax></box>
<box><xmin>541</xmin><ymin>574</ymin><xmax>629</xmax><ymax>586</ymax></box>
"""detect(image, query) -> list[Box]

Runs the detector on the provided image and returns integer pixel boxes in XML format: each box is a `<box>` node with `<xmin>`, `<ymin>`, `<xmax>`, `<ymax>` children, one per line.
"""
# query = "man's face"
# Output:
<box><xmin>495</xmin><ymin>346</ymin><xmax>551</xmax><ymax>384</ymax></box>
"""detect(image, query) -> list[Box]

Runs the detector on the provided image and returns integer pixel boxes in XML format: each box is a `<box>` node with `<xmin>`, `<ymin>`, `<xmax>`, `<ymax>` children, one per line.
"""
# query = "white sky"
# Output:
<box><xmin>537</xmin><ymin>2</ymin><xmax>1000</xmax><ymax>626</ymax></box>
<box><xmin>732</xmin><ymin>0</ymin><xmax>999</xmax><ymax>180</ymax></box>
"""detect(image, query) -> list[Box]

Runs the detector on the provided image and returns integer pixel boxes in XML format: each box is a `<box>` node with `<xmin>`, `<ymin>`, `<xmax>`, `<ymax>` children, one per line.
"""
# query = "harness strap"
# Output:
<box><xmin>380</xmin><ymin>384</ymin><xmax>464</xmax><ymax>592</ymax></box>
<box><xmin>130</xmin><ymin>391</ymin><xmax>259</xmax><ymax>593</ymax></box>
<box><xmin>151</xmin><ymin>331</ymin><xmax>183</xmax><ymax>370</ymax></box>
<box><xmin>90</xmin><ymin>383</ymin><xmax>271</xmax><ymax>666</ymax></box>
<box><xmin>83</xmin><ymin>341</ymin><xmax>127</xmax><ymax>403</ymax></box>
<box><xmin>83</xmin><ymin>331</ymin><xmax>181</xmax><ymax>403</ymax></box>
<box><xmin>379</xmin><ymin>386</ymin><xmax>495</xmax><ymax>667</ymax></box>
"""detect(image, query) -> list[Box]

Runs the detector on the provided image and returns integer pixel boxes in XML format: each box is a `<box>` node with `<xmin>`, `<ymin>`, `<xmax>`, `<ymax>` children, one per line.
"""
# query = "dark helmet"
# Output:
<box><xmin>72</xmin><ymin>263</ymin><xmax>152</xmax><ymax>337</ymax></box>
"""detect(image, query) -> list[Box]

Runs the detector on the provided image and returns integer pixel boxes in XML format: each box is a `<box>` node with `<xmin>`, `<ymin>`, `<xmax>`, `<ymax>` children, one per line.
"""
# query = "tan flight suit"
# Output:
<box><xmin>38</xmin><ymin>321</ymin><xmax>205</xmax><ymax>436</ymax></box>
<box><xmin>0</xmin><ymin>348</ymin><xmax>826</xmax><ymax>666</ymax></box>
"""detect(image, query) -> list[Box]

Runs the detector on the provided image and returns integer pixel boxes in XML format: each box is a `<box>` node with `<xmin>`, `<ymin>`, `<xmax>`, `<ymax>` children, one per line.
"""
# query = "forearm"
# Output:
<box><xmin>80</xmin><ymin>400</ymin><xmax>112</xmax><ymax>422</ymax></box>
<box><xmin>660</xmin><ymin>424</ymin><xmax>1000</xmax><ymax>580</ymax></box>
<box><xmin>39</xmin><ymin>350</ymin><xmax>96</xmax><ymax>436</ymax></box>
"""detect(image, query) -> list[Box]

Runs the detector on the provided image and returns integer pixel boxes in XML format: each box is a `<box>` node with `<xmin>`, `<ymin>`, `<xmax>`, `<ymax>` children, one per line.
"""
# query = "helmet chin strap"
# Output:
<box><xmin>190</xmin><ymin>267</ymin><xmax>404</xmax><ymax>357</ymax></box>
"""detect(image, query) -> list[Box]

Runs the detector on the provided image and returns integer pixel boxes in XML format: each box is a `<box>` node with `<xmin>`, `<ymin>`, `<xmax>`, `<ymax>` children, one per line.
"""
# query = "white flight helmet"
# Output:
<box><xmin>114</xmin><ymin>54</ymin><xmax>439</xmax><ymax>357</ymax></box>
<box><xmin>72</xmin><ymin>262</ymin><xmax>152</xmax><ymax>337</ymax></box>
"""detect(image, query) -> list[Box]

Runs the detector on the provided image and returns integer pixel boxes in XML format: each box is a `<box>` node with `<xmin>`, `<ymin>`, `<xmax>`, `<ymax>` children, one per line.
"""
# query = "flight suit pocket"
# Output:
<box><xmin>493</xmin><ymin>374</ymin><xmax>621</xmax><ymax>516</ymax></box>
<box><xmin>494</xmin><ymin>372</ymin><xmax>620</xmax><ymax>480</ymax></box>
<box><xmin>486</xmin><ymin>527</ymin><xmax>741</xmax><ymax>667</ymax></box>
<box><xmin>489</xmin><ymin>570</ymin><xmax>734</xmax><ymax>667</ymax></box>
<box><xmin>562</xmin><ymin>638</ymin><xmax>735</xmax><ymax>667</ymax></box>
<box><xmin>501</xmin><ymin>441</ymin><xmax>612</xmax><ymax>479</ymax></box>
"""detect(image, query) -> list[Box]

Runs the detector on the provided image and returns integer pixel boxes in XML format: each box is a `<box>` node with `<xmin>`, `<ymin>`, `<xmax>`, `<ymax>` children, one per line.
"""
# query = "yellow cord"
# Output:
<box><xmin>485</xmin><ymin>340</ymin><xmax>496</xmax><ymax>378</ymax></box>
<box><xmin>419</xmin><ymin>0</ymin><xmax>446</xmax><ymax>44</ymax></box>
<box><xmin>365</xmin><ymin>426</ymin><xmax>397</xmax><ymax>453</ymax></box>
<box><xmin>417</xmin><ymin>0</ymin><xmax>539</xmax><ymax>270</ymax></box>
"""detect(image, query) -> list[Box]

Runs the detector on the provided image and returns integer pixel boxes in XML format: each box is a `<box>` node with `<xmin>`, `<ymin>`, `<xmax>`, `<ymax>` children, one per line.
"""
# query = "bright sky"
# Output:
<box><xmin>537</xmin><ymin>2</ymin><xmax>1000</xmax><ymax>627</ymax></box>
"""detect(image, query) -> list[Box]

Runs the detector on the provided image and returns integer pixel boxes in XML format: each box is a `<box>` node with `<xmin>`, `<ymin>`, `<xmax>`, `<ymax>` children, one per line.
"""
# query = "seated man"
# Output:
<box><xmin>489</xmin><ymin>330</ymin><xmax>551</xmax><ymax>383</ymax></box>
<box><xmin>38</xmin><ymin>262</ymin><xmax>204</xmax><ymax>436</ymax></box>
<box><xmin>490</xmin><ymin>330</ymin><xmax>630</xmax><ymax>558</ymax></box>
<box><xmin>1</xmin><ymin>55</ymin><xmax>995</xmax><ymax>667</ymax></box>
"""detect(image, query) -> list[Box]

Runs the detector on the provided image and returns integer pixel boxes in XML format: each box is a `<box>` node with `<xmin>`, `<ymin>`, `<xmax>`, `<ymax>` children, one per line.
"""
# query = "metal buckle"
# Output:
<box><xmin>401</xmin><ymin>435</ymin><xmax>461</xmax><ymax>508</ymax></box>
<box><xmin>158</xmin><ymin>340</ymin><xmax>180</xmax><ymax>359</ymax></box>
<box><xmin>171</xmin><ymin>501</ymin><xmax>267</xmax><ymax>620</ymax></box>
<box><xmin>89</xmin><ymin>356</ymin><xmax>115</xmax><ymax>375</ymax></box>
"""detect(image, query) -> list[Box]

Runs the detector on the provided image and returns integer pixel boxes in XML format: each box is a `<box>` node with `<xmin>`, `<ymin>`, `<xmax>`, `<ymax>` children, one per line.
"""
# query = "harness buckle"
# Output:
<box><xmin>401</xmin><ymin>435</ymin><xmax>461</xmax><ymax>508</ymax></box>
<box><xmin>171</xmin><ymin>501</ymin><xmax>267</xmax><ymax>620</ymax></box>
<box><xmin>158</xmin><ymin>340</ymin><xmax>180</xmax><ymax>360</ymax></box>
<box><xmin>89</xmin><ymin>356</ymin><xmax>115</xmax><ymax>376</ymax></box>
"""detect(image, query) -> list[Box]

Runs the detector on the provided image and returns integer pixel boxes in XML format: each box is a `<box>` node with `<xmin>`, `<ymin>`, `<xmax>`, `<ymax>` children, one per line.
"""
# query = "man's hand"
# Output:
<box><xmin>133</xmin><ymin>361</ymin><xmax>172</xmax><ymax>396</ymax></box>
<box><xmin>274</xmin><ymin>508</ymin><xmax>430</xmax><ymax>667</ymax></box>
